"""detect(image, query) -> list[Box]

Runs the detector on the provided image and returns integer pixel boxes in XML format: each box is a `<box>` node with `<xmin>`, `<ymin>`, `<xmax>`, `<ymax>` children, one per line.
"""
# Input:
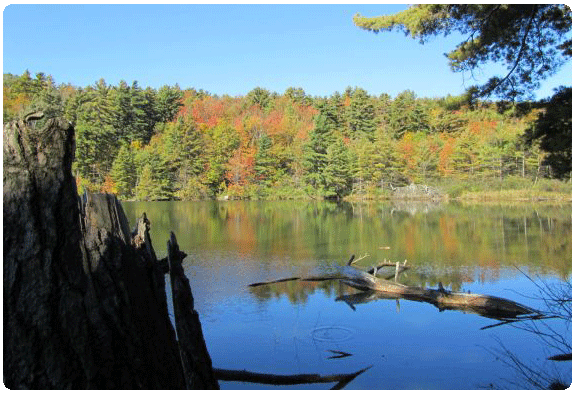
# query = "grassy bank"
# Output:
<box><xmin>115</xmin><ymin>176</ymin><xmax>571</xmax><ymax>203</ymax></box>
<box><xmin>441</xmin><ymin>177</ymin><xmax>571</xmax><ymax>202</ymax></box>
<box><xmin>342</xmin><ymin>177</ymin><xmax>571</xmax><ymax>203</ymax></box>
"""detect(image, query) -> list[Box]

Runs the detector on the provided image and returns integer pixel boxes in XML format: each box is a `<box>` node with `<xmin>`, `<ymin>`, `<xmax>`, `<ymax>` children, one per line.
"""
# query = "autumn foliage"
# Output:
<box><xmin>3</xmin><ymin>71</ymin><xmax>564</xmax><ymax>201</ymax></box>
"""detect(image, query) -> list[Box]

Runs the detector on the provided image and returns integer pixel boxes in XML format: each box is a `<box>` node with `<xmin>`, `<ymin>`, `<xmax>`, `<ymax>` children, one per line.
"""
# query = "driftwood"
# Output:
<box><xmin>214</xmin><ymin>365</ymin><xmax>371</xmax><ymax>390</ymax></box>
<box><xmin>249</xmin><ymin>256</ymin><xmax>537</xmax><ymax>320</ymax></box>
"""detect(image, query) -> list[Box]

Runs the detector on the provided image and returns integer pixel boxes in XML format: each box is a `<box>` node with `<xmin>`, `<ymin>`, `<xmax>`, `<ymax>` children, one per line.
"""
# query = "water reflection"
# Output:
<box><xmin>122</xmin><ymin>200</ymin><xmax>571</xmax><ymax>283</ymax></box>
<box><xmin>120</xmin><ymin>200</ymin><xmax>571</xmax><ymax>390</ymax></box>
<box><xmin>121</xmin><ymin>199</ymin><xmax>570</xmax><ymax>291</ymax></box>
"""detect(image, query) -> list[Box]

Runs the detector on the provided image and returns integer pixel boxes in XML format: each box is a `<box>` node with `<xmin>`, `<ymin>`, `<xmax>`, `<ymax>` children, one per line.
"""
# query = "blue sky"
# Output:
<box><xmin>3</xmin><ymin>4</ymin><xmax>571</xmax><ymax>99</ymax></box>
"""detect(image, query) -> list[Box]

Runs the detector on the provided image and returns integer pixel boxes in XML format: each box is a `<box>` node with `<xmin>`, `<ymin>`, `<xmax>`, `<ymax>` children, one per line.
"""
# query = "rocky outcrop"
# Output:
<box><xmin>390</xmin><ymin>183</ymin><xmax>445</xmax><ymax>200</ymax></box>
<box><xmin>3</xmin><ymin>116</ymin><xmax>216</xmax><ymax>389</ymax></box>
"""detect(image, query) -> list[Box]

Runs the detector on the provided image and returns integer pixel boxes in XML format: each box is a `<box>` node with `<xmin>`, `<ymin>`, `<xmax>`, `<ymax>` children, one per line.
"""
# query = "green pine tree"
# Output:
<box><xmin>74</xmin><ymin>80</ymin><xmax>119</xmax><ymax>183</ymax></box>
<box><xmin>323</xmin><ymin>137</ymin><xmax>353</xmax><ymax>199</ymax></box>
<box><xmin>135</xmin><ymin>164</ymin><xmax>156</xmax><ymax>201</ymax></box>
<box><xmin>345</xmin><ymin>87</ymin><xmax>376</xmax><ymax>141</ymax></box>
<box><xmin>387</xmin><ymin>90</ymin><xmax>430</xmax><ymax>139</ymax></box>
<box><xmin>302</xmin><ymin>114</ymin><xmax>336</xmax><ymax>191</ymax></box>
<box><xmin>110</xmin><ymin>80</ymin><xmax>155</xmax><ymax>144</ymax></box>
<box><xmin>110</xmin><ymin>144</ymin><xmax>137</xmax><ymax>198</ymax></box>
<box><xmin>255</xmin><ymin>134</ymin><xmax>280</xmax><ymax>186</ymax></box>
<box><xmin>134</xmin><ymin>153</ymin><xmax>173</xmax><ymax>201</ymax></box>
<box><xmin>155</xmin><ymin>84</ymin><xmax>183</xmax><ymax>123</ymax></box>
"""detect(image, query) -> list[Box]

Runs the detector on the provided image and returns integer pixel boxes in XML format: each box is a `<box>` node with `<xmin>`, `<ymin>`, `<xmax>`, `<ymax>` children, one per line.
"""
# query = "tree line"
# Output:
<box><xmin>3</xmin><ymin>70</ymin><xmax>571</xmax><ymax>201</ymax></box>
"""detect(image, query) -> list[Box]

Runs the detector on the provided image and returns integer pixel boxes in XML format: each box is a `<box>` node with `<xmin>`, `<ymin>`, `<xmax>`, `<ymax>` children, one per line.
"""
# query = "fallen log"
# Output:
<box><xmin>214</xmin><ymin>365</ymin><xmax>371</xmax><ymax>390</ymax></box>
<box><xmin>249</xmin><ymin>256</ymin><xmax>537</xmax><ymax>320</ymax></box>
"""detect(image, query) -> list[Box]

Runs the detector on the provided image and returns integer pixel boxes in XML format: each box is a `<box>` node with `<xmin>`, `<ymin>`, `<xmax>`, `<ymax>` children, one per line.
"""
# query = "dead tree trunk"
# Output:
<box><xmin>168</xmin><ymin>232</ymin><xmax>220</xmax><ymax>389</ymax></box>
<box><xmin>3</xmin><ymin>116</ymin><xmax>208</xmax><ymax>389</ymax></box>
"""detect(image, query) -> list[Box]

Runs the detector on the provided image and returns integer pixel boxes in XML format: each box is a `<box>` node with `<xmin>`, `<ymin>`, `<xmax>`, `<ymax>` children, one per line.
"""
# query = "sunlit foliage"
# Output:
<box><xmin>3</xmin><ymin>70</ymin><xmax>570</xmax><ymax>201</ymax></box>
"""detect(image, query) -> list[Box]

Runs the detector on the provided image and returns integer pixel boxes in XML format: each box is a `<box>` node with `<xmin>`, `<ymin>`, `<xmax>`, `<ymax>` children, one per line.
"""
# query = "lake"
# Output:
<box><xmin>121</xmin><ymin>200</ymin><xmax>572</xmax><ymax>390</ymax></box>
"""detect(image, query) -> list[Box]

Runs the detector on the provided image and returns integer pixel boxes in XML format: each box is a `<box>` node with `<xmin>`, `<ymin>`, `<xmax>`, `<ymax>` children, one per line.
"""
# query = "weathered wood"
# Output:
<box><xmin>366</xmin><ymin>259</ymin><xmax>410</xmax><ymax>275</ymax></box>
<box><xmin>168</xmin><ymin>232</ymin><xmax>220</xmax><ymax>390</ymax></box>
<box><xmin>249</xmin><ymin>258</ymin><xmax>537</xmax><ymax>320</ymax></box>
<box><xmin>3</xmin><ymin>117</ymin><xmax>211</xmax><ymax>389</ymax></box>
<box><xmin>79</xmin><ymin>193</ymin><xmax>186</xmax><ymax>388</ymax></box>
<box><xmin>214</xmin><ymin>365</ymin><xmax>371</xmax><ymax>389</ymax></box>
<box><xmin>337</xmin><ymin>265</ymin><xmax>536</xmax><ymax>318</ymax></box>
<box><xmin>4</xmin><ymin>118</ymin><xmax>93</xmax><ymax>389</ymax></box>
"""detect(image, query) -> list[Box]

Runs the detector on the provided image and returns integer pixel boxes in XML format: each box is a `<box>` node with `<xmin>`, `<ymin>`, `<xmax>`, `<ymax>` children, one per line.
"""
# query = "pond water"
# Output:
<box><xmin>121</xmin><ymin>200</ymin><xmax>572</xmax><ymax>390</ymax></box>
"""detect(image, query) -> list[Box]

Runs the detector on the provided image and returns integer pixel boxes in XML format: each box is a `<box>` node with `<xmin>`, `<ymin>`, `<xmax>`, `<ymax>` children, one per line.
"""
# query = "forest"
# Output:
<box><xmin>3</xmin><ymin>70</ymin><xmax>571</xmax><ymax>201</ymax></box>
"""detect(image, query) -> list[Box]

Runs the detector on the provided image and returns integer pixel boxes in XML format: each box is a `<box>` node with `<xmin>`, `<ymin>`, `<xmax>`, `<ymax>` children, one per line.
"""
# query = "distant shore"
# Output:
<box><xmin>113</xmin><ymin>176</ymin><xmax>572</xmax><ymax>203</ymax></box>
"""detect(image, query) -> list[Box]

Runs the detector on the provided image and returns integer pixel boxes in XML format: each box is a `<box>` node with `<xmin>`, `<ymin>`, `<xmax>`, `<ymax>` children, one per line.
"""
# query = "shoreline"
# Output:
<box><xmin>118</xmin><ymin>192</ymin><xmax>572</xmax><ymax>204</ymax></box>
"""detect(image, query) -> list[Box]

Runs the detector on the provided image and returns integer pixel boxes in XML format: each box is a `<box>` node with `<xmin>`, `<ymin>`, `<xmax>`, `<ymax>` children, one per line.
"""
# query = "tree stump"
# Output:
<box><xmin>3</xmin><ymin>116</ymin><xmax>213</xmax><ymax>389</ymax></box>
<box><xmin>168</xmin><ymin>232</ymin><xmax>220</xmax><ymax>389</ymax></box>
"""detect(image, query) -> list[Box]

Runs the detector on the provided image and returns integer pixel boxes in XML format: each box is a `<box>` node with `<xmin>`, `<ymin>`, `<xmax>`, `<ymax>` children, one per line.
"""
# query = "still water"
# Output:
<box><xmin>122</xmin><ymin>200</ymin><xmax>572</xmax><ymax>390</ymax></box>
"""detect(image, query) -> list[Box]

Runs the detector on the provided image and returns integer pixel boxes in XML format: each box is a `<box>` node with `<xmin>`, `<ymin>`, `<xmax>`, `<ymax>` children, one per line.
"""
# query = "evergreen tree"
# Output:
<box><xmin>26</xmin><ymin>74</ymin><xmax>64</xmax><ymax>120</ymax></box>
<box><xmin>110</xmin><ymin>80</ymin><xmax>155</xmax><ymax>144</ymax></box>
<box><xmin>354</xmin><ymin>4</ymin><xmax>571</xmax><ymax>100</ymax></box>
<box><xmin>318</xmin><ymin>92</ymin><xmax>344</xmax><ymax>133</ymax></box>
<box><xmin>129</xmin><ymin>82</ymin><xmax>156</xmax><ymax>142</ymax></box>
<box><xmin>203</xmin><ymin>121</ymin><xmax>240</xmax><ymax>194</ymax></box>
<box><xmin>134</xmin><ymin>152</ymin><xmax>173</xmax><ymax>201</ymax></box>
<box><xmin>302</xmin><ymin>114</ymin><xmax>335</xmax><ymax>190</ymax></box>
<box><xmin>181</xmin><ymin>123</ymin><xmax>205</xmax><ymax>176</ymax></box>
<box><xmin>134</xmin><ymin>164</ymin><xmax>156</xmax><ymax>201</ymax></box>
<box><xmin>386</xmin><ymin>90</ymin><xmax>430</xmax><ymax>139</ymax></box>
<box><xmin>350</xmin><ymin>137</ymin><xmax>376</xmax><ymax>194</ymax></box>
<box><xmin>14</xmin><ymin>70</ymin><xmax>35</xmax><ymax>95</ymax></box>
<box><xmin>372</xmin><ymin>128</ymin><xmax>406</xmax><ymax>186</ymax></box>
<box><xmin>254</xmin><ymin>134</ymin><xmax>281</xmax><ymax>186</ymax></box>
<box><xmin>155</xmin><ymin>84</ymin><xmax>183</xmax><ymax>123</ymax></box>
<box><xmin>74</xmin><ymin>79</ymin><xmax>118</xmax><ymax>183</ymax></box>
<box><xmin>111</xmin><ymin>80</ymin><xmax>132</xmax><ymax>141</ymax></box>
<box><xmin>323</xmin><ymin>137</ymin><xmax>353</xmax><ymax>199</ymax></box>
<box><xmin>110</xmin><ymin>144</ymin><xmax>137</xmax><ymax>198</ymax></box>
<box><xmin>345</xmin><ymin>87</ymin><xmax>376</xmax><ymax>141</ymax></box>
<box><xmin>162</xmin><ymin>120</ymin><xmax>206</xmax><ymax>193</ymax></box>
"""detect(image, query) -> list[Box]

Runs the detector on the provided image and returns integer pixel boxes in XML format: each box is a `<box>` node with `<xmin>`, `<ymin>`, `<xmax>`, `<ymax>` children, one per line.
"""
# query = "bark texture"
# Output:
<box><xmin>168</xmin><ymin>232</ymin><xmax>220</xmax><ymax>389</ymax></box>
<box><xmin>3</xmin><ymin>116</ymin><xmax>213</xmax><ymax>389</ymax></box>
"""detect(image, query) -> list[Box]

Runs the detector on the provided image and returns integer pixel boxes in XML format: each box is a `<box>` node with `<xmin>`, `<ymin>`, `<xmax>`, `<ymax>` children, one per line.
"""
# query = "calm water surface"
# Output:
<box><xmin>122</xmin><ymin>200</ymin><xmax>571</xmax><ymax>390</ymax></box>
